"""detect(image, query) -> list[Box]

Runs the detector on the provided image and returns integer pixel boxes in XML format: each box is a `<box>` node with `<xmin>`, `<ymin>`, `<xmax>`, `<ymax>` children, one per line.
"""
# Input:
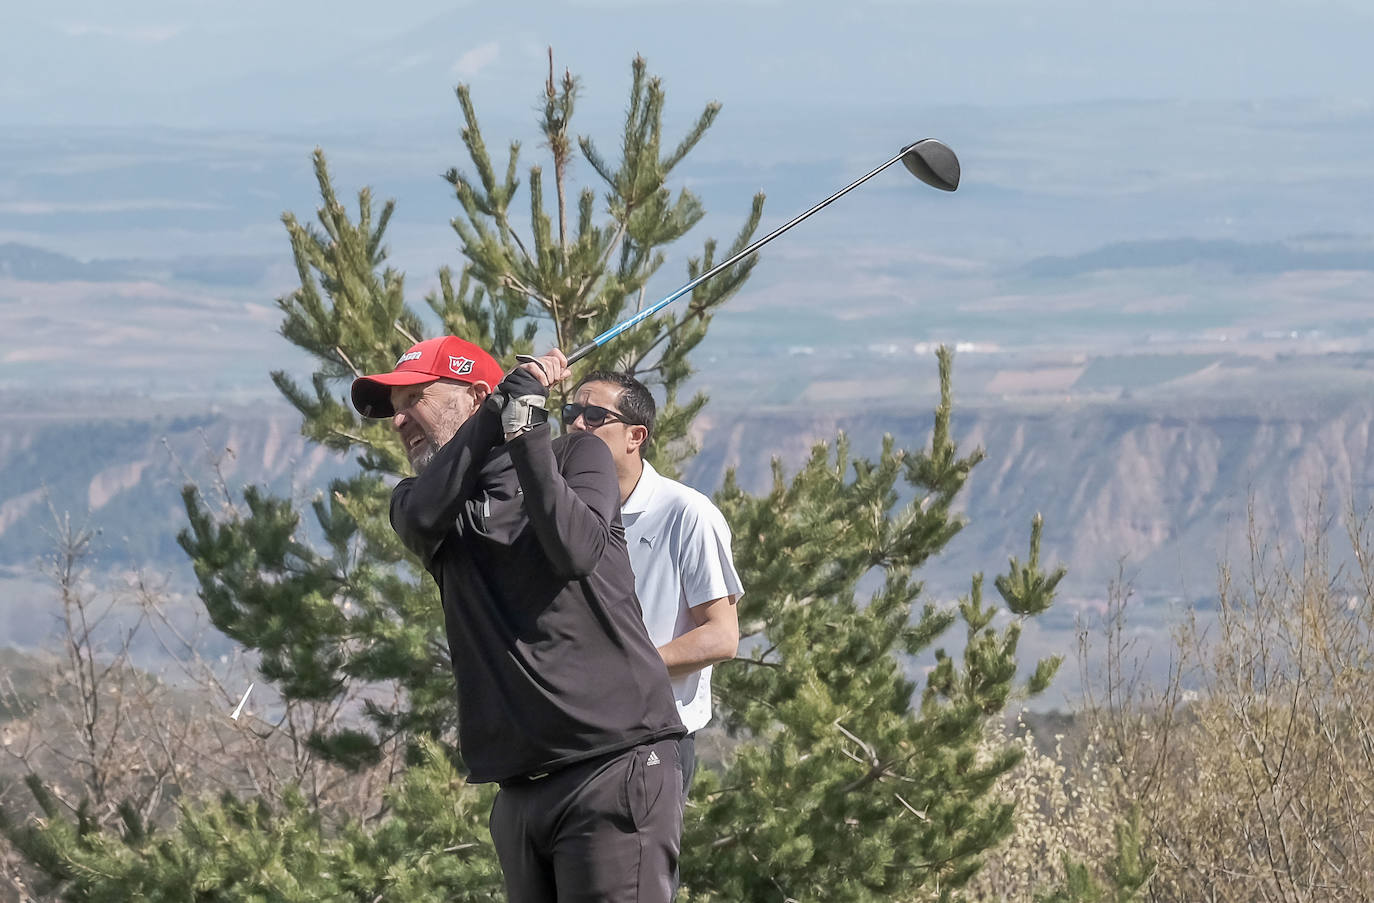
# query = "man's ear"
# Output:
<box><xmin>470</xmin><ymin>381</ymin><xmax>491</xmax><ymax>404</ymax></box>
<box><xmin>627</xmin><ymin>424</ymin><xmax>649</xmax><ymax>455</ymax></box>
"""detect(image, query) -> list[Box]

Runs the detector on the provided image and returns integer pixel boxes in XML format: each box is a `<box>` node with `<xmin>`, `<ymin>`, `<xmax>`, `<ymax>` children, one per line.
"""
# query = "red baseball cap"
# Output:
<box><xmin>351</xmin><ymin>336</ymin><xmax>504</xmax><ymax>418</ymax></box>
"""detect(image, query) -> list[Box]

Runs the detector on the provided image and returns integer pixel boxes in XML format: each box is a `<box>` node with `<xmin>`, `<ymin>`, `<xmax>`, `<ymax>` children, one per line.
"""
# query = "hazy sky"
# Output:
<box><xmin>4</xmin><ymin>0</ymin><xmax>1374</xmax><ymax>129</ymax></box>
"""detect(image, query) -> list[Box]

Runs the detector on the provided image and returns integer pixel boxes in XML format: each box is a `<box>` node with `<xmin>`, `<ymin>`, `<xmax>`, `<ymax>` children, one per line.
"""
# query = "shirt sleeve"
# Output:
<box><xmin>679</xmin><ymin>495</ymin><xmax>745</xmax><ymax>608</ymax></box>
<box><xmin>507</xmin><ymin>427</ymin><xmax>620</xmax><ymax>579</ymax></box>
<box><xmin>389</xmin><ymin>403</ymin><xmax>503</xmax><ymax>565</ymax></box>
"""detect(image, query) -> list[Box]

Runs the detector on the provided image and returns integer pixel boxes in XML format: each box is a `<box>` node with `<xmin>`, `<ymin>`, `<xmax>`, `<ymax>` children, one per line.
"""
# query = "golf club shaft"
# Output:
<box><xmin>565</xmin><ymin>148</ymin><xmax>909</xmax><ymax>365</ymax></box>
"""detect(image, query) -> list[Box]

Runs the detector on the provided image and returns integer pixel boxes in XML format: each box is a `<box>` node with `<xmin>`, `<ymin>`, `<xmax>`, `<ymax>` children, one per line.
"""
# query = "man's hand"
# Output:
<box><xmin>498</xmin><ymin>349</ymin><xmax>570</xmax><ymax>440</ymax></box>
<box><xmin>515</xmin><ymin>349</ymin><xmax>571</xmax><ymax>387</ymax></box>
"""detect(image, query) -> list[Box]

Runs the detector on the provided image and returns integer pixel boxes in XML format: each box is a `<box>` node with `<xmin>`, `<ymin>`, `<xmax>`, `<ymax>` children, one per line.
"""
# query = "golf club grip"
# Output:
<box><xmin>566</xmin><ymin>342</ymin><xmax>597</xmax><ymax>365</ymax></box>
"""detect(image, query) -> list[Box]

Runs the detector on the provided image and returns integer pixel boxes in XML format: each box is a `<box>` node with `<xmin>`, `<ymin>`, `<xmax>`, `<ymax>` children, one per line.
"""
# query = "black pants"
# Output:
<box><xmin>677</xmin><ymin>733</ymin><xmax>697</xmax><ymax>798</ymax></box>
<box><xmin>669</xmin><ymin>733</ymin><xmax>697</xmax><ymax>900</ymax></box>
<box><xmin>490</xmin><ymin>737</ymin><xmax>684</xmax><ymax>903</ymax></box>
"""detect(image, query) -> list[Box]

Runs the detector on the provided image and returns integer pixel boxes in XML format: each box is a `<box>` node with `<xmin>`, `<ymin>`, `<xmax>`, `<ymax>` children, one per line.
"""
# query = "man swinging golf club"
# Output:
<box><xmin>353</xmin><ymin>336</ymin><xmax>686</xmax><ymax>903</ymax></box>
<box><xmin>345</xmin><ymin>135</ymin><xmax>960</xmax><ymax>901</ymax></box>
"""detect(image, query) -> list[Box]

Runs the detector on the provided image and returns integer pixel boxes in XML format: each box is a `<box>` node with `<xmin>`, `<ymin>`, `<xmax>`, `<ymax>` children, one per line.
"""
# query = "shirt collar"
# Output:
<box><xmin>621</xmin><ymin>459</ymin><xmax>661</xmax><ymax>515</ymax></box>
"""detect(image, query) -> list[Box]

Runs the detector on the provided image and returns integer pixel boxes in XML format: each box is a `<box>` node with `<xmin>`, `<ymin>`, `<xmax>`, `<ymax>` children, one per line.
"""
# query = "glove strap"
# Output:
<box><xmin>502</xmin><ymin>393</ymin><xmax>549</xmax><ymax>437</ymax></box>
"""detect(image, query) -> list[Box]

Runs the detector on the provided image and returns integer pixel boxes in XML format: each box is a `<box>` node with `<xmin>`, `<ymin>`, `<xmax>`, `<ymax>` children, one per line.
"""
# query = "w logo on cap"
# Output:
<box><xmin>449</xmin><ymin>356</ymin><xmax>475</xmax><ymax>376</ymax></box>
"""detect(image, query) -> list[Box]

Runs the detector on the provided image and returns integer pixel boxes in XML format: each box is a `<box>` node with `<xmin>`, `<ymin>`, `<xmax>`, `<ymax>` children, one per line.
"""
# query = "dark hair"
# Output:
<box><xmin>577</xmin><ymin>370</ymin><xmax>656</xmax><ymax>448</ymax></box>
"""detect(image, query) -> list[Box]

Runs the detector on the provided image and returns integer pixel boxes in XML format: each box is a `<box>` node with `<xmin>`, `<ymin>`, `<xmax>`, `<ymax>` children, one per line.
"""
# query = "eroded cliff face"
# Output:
<box><xmin>687</xmin><ymin>399</ymin><xmax>1374</xmax><ymax>603</ymax></box>
<box><xmin>0</xmin><ymin>410</ymin><xmax>351</xmax><ymax>570</ymax></box>
<box><xmin>5</xmin><ymin>398</ymin><xmax>1373</xmax><ymax>612</ymax></box>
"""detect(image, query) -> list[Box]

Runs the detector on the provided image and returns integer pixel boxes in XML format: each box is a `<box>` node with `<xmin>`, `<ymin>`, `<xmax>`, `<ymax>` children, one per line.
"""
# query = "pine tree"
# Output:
<box><xmin>685</xmin><ymin>356</ymin><xmax>1064</xmax><ymax>901</ymax></box>
<box><xmin>3</xmin><ymin>54</ymin><xmax>1071</xmax><ymax>901</ymax></box>
<box><xmin>0</xmin><ymin>741</ymin><xmax>505</xmax><ymax>901</ymax></box>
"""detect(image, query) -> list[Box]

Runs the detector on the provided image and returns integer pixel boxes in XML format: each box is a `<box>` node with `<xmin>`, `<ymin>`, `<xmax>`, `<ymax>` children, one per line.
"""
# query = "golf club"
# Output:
<box><xmin>557</xmin><ymin>138</ymin><xmax>960</xmax><ymax>366</ymax></box>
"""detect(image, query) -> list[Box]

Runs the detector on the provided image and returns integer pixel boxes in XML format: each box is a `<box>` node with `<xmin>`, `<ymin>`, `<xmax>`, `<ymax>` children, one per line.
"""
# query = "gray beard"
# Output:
<box><xmin>405</xmin><ymin>404</ymin><xmax>468</xmax><ymax>474</ymax></box>
<box><xmin>409</xmin><ymin>440</ymin><xmax>439</xmax><ymax>473</ymax></box>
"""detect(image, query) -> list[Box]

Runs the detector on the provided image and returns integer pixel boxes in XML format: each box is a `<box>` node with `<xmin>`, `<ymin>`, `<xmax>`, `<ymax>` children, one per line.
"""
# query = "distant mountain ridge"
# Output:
<box><xmin>0</xmin><ymin>243</ymin><xmax>118</xmax><ymax>281</ymax></box>
<box><xmin>1024</xmin><ymin>236</ymin><xmax>1374</xmax><ymax>278</ymax></box>
<box><xmin>0</xmin><ymin>242</ymin><xmax>274</xmax><ymax>287</ymax></box>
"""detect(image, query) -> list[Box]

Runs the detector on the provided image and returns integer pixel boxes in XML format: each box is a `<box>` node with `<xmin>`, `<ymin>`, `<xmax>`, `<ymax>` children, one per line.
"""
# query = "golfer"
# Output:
<box><xmin>353</xmin><ymin>336</ymin><xmax>686</xmax><ymax>903</ymax></box>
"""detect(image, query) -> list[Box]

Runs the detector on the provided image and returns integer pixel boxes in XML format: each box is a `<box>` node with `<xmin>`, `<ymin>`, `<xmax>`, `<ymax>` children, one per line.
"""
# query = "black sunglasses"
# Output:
<box><xmin>561</xmin><ymin>403</ymin><xmax>636</xmax><ymax>428</ymax></box>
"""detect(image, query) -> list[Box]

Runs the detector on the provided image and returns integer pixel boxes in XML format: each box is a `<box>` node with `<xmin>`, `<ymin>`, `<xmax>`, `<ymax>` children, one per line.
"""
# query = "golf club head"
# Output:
<box><xmin>900</xmin><ymin>139</ymin><xmax>960</xmax><ymax>192</ymax></box>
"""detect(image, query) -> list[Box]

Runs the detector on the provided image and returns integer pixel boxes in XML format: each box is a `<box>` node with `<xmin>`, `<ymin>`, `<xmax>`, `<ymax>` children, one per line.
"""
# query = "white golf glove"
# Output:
<box><xmin>494</xmin><ymin>365</ymin><xmax>549</xmax><ymax>438</ymax></box>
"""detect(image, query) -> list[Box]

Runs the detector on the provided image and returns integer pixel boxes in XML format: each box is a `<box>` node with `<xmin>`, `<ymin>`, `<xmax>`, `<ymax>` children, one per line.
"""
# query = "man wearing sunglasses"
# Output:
<box><xmin>565</xmin><ymin>372</ymin><xmax>742</xmax><ymax>803</ymax></box>
<box><xmin>352</xmin><ymin>338</ymin><xmax>686</xmax><ymax>903</ymax></box>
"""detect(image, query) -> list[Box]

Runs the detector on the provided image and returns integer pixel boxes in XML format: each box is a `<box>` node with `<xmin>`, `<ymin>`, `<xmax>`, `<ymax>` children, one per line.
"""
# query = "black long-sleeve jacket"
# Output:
<box><xmin>390</xmin><ymin>402</ymin><xmax>684</xmax><ymax>783</ymax></box>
